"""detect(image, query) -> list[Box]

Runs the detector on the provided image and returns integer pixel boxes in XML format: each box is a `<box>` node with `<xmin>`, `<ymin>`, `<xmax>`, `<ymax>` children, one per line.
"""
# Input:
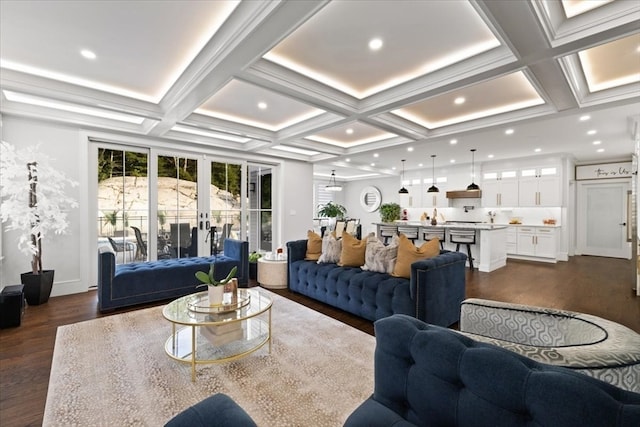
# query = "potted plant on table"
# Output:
<box><xmin>195</xmin><ymin>264</ymin><xmax>238</xmax><ymax>306</ymax></box>
<box><xmin>379</xmin><ymin>202</ymin><xmax>401</xmax><ymax>223</ymax></box>
<box><xmin>317</xmin><ymin>201</ymin><xmax>347</xmax><ymax>231</ymax></box>
<box><xmin>0</xmin><ymin>141</ymin><xmax>79</xmax><ymax>305</ymax></box>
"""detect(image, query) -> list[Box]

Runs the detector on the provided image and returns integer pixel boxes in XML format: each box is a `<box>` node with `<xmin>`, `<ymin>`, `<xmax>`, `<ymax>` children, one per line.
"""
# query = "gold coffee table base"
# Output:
<box><xmin>163</xmin><ymin>289</ymin><xmax>272</xmax><ymax>381</ymax></box>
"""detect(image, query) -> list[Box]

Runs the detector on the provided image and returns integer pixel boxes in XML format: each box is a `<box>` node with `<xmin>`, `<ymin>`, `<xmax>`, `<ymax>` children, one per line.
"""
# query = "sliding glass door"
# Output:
<box><xmin>95</xmin><ymin>142</ymin><xmax>274</xmax><ymax>266</ymax></box>
<box><xmin>157</xmin><ymin>155</ymin><xmax>199</xmax><ymax>259</ymax></box>
<box><xmin>97</xmin><ymin>147</ymin><xmax>148</xmax><ymax>263</ymax></box>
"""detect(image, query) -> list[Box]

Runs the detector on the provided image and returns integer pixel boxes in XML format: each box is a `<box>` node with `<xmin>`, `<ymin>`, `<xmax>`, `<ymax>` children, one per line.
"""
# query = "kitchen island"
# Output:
<box><xmin>374</xmin><ymin>222</ymin><xmax>507</xmax><ymax>273</ymax></box>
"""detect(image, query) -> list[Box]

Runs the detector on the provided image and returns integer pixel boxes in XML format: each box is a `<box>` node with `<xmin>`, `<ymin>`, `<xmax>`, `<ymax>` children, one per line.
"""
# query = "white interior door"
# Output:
<box><xmin>577</xmin><ymin>180</ymin><xmax>631</xmax><ymax>259</ymax></box>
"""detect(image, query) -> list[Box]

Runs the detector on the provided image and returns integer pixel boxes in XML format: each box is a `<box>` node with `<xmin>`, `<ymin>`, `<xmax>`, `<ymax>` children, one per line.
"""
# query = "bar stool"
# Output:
<box><xmin>449</xmin><ymin>229</ymin><xmax>476</xmax><ymax>269</ymax></box>
<box><xmin>421</xmin><ymin>228</ymin><xmax>445</xmax><ymax>250</ymax></box>
<box><xmin>397</xmin><ymin>226</ymin><xmax>418</xmax><ymax>243</ymax></box>
<box><xmin>379</xmin><ymin>225</ymin><xmax>398</xmax><ymax>244</ymax></box>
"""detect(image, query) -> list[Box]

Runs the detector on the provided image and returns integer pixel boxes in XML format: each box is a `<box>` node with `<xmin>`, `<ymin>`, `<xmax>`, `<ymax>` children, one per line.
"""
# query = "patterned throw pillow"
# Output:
<box><xmin>338</xmin><ymin>232</ymin><xmax>374</xmax><ymax>267</ymax></box>
<box><xmin>305</xmin><ymin>230</ymin><xmax>323</xmax><ymax>261</ymax></box>
<box><xmin>362</xmin><ymin>234</ymin><xmax>399</xmax><ymax>274</ymax></box>
<box><xmin>392</xmin><ymin>234</ymin><xmax>440</xmax><ymax>279</ymax></box>
<box><xmin>317</xmin><ymin>233</ymin><xmax>342</xmax><ymax>264</ymax></box>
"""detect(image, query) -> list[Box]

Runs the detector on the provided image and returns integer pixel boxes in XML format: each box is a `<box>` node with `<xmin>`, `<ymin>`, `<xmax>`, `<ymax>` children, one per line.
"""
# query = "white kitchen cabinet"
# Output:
<box><xmin>482</xmin><ymin>170</ymin><xmax>518</xmax><ymax>207</ymax></box>
<box><xmin>506</xmin><ymin>227</ymin><xmax>517</xmax><ymax>254</ymax></box>
<box><xmin>422</xmin><ymin>188</ymin><xmax>448</xmax><ymax>208</ymax></box>
<box><xmin>518</xmin><ymin>167</ymin><xmax>561</xmax><ymax>207</ymax></box>
<box><xmin>515</xmin><ymin>226</ymin><xmax>557</xmax><ymax>259</ymax></box>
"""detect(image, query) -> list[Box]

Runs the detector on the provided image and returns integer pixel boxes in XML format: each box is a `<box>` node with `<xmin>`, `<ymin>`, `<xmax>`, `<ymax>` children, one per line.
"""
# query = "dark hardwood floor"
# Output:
<box><xmin>1</xmin><ymin>255</ymin><xmax>639</xmax><ymax>426</ymax></box>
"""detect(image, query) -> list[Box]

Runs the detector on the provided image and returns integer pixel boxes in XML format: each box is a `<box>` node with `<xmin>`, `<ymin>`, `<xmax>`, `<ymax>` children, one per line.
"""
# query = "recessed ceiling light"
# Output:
<box><xmin>534</xmin><ymin>148</ymin><xmax>541</xmax><ymax>153</ymax></box>
<box><xmin>257</xmin><ymin>102</ymin><xmax>268</xmax><ymax>109</ymax></box>
<box><xmin>407</xmin><ymin>147</ymin><xmax>414</xmax><ymax>152</ymax></box>
<box><xmin>373</xmin><ymin>153</ymin><xmax>379</xmax><ymax>158</ymax></box>
<box><xmin>80</xmin><ymin>49</ymin><xmax>96</xmax><ymax>60</ymax></box>
<box><xmin>392</xmin><ymin>166</ymin><xmax>397</xmax><ymax>170</ymax></box>
<box><xmin>579</xmin><ymin>115</ymin><xmax>591</xmax><ymax>121</ymax></box>
<box><xmin>487</xmin><ymin>154</ymin><xmax>494</xmax><ymax>158</ymax></box>
<box><xmin>450</xmin><ymin>159</ymin><xmax>456</xmax><ymax>163</ymax></box>
<box><xmin>450</xmin><ymin>139</ymin><xmax>457</xmax><ymax>145</ymax></box>
<box><xmin>587</xmin><ymin>130</ymin><xmax>597</xmax><ymax>135</ymax></box>
<box><xmin>346</xmin><ymin>128</ymin><xmax>354</xmax><ymax>134</ymax></box>
<box><xmin>505</xmin><ymin>129</ymin><xmax>514</xmax><ymax>135</ymax></box>
<box><xmin>597</xmin><ymin>148</ymin><xmax>605</xmax><ymax>153</ymax></box>
<box><xmin>593</xmin><ymin>140</ymin><xmax>602</xmax><ymax>145</ymax></box>
<box><xmin>368</xmin><ymin>38</ymin><xmax>383</xmax><ymax>51</ymax></box>
<box><xmin>418</xmin><ymin>163</ymin><xmax>423</xmax><ymax>167</ymax></box>
<box><xmin>370</xmin><ymin>162</ymin><xmax>375</xmax><ymax>167</ymax></box>
<box><xmin>345</xmin><ymin>158</ymin><xmax>351</xmax><ymax>162</ymax></box>
<box><xmin>454</xmin><ymin>97</ymin><xmax>465</xmax><ymax>105</ymax></box>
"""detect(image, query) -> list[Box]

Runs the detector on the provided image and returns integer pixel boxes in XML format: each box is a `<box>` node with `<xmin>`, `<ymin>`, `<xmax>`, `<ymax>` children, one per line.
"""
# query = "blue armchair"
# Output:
<box><xmin>344</xmin><ymin>314</ymin><xmax>640</xmax><ymax>427</ymax></box>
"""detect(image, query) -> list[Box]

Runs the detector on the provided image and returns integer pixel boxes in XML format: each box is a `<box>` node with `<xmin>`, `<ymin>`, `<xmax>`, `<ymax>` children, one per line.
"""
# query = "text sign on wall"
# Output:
<box><xmin>576</xmin><ymin>162</ymin><xmax>632</xmax><ymax>180</ymax></box>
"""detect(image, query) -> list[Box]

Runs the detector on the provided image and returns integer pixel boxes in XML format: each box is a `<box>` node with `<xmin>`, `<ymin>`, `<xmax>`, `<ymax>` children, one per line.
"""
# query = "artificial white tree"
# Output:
<box><xmin>0</xmin><ymin>141</ymin><xmax>79</xmax><ymax>275</ymax></box>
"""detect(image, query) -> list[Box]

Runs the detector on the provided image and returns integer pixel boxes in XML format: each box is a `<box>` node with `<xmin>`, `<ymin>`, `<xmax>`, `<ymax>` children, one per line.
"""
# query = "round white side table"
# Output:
<box><xmin>257</xmin><ymin>257</ymin><xmax>288</xmax><ymax>289</ymax></box>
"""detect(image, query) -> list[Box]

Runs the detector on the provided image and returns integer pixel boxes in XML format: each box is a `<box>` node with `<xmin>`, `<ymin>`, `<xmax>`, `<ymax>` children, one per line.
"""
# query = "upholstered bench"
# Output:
<box><xmin>459</xmin><ymin>298</ymin><xmax>640</xmax><ymax>392</ymax></box>
<box><xmin>98</xmin><ymin>239</ymin><xmax>248</xmax><ymax>312</ymax></box>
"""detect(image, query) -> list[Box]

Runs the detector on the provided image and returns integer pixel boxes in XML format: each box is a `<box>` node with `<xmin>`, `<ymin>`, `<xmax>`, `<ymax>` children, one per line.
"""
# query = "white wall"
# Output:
<box><xmin>1</xmin><ymin>116</ymin><xmax>84</xmax><ymax>295</ymax></box>
<box><xmin>279</xmin><ymin>160</ymin><xmax>314</xmax><ymax>246</ymax></box>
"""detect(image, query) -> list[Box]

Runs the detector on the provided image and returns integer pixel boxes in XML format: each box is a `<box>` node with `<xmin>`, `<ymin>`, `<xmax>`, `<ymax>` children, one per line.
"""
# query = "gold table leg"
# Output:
<box><xmin>191</xmin><ymin>325</ymin><xmax>196</xmax><ymax>382</ymax></box>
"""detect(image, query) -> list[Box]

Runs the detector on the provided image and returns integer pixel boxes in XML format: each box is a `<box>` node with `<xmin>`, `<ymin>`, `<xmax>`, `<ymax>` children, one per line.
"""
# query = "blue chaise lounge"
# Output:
<box><xmin>98</xmin><ymin>238</ymin><xmax>248</xmax><ymax>312</ymax></box>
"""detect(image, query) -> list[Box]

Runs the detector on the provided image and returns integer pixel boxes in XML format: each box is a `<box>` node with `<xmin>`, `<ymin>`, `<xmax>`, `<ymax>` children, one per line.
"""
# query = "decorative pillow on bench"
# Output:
<box><xmin>305</xmin><ymin>230</ymin><xmax>323</xmax><ymax>261</ymax></box>
<box><xmin>362</xmin><ymin>234</ymin><xmax>399</xmax><ymax>274</ymax></box>
<box><xmin>317</xmin><ymin>232</ymin><xmax>342</xmax><ymax>263</ymax></box>
<box><xmin>339</xmin><ymin>232</ymin><xmax>375</xmax><ymax>267</ymax></box>
<box><xmin>392</xmin><ymin>234</ymin><xmax>440</xmax><ymax>278</ymax></box>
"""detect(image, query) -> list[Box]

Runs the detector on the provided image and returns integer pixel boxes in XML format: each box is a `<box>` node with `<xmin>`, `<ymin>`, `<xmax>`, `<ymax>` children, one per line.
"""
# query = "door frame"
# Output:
<box><xmin>575</xmin><ymin>178</ymin><xmax>631</xmax><ymax>259</ymax></box>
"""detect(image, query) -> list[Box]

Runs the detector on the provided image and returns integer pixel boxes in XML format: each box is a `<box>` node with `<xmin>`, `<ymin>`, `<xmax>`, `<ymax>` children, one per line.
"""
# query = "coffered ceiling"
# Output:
<box><xmin>1</xmin><ymin>0</ymin><xmax>638</xmax><ymax>182</ymax></box>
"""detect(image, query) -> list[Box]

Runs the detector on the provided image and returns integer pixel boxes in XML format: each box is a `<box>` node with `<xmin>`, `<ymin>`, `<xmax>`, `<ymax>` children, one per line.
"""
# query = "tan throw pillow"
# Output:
<box><xmin>317</xmin><ymin>233</ymin><xmax>342</xmax><ymax>264</ymax></box>
<box><xmin>362</xmin><ymin>234</ymin><xmax>399</xmax><ymax>274</ymax></box>
<box><xmin>392</xmin><ymin>234</ymin><xmax>440</xmax><ymax>279</ymax></box>
<box><xmin>305</xmin><ymin>230</ymin><xmax>323</xmax><ymax>261</ymax></box>
<box><xmin>338</xmin><ymin>232</ymin><xmax>370</xmax><ymax>267</ymax></box>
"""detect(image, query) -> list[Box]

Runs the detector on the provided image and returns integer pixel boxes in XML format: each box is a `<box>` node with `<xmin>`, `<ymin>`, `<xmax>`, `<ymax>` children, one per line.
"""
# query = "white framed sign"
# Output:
<box><xmin>576</xmin><ymin>162</ymin><xmax>632</xmax><ymax>180</ymax></box>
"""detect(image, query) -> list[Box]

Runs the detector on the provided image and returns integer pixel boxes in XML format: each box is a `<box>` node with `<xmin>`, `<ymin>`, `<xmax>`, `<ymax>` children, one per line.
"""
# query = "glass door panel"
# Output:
<box><xmin>97</xmin><ymin>147</ymin><xmax>148</xmax><ymax>264</ymax></box>
<box><xmin>247</xmin><ymin>164</ymin><xmax>272</xmax><ymax>253</ymax></box>
<box><xmin>158</xmin><ymin>155</ymin><xmax>198</xmax><ymax>259</ymax></box>
<box><xmin>210</xmin><ymin>162</ymin><xmax>242</xmax><ymax>254</ymax></box>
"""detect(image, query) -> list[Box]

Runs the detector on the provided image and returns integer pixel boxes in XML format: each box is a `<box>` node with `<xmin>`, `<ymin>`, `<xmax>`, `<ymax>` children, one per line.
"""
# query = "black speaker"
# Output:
<box><xmin>0</xmin><ymin>284</ymin><xmax>25</xmax><ymax>328</ymax></box>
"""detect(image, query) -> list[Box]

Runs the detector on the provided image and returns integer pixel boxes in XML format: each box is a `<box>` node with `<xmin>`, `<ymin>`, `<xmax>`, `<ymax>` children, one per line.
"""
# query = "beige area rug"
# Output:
<box><xmin>43</xmin><ymin>290</ymin><xmax>375</xmax><ymax>426</ymax></box>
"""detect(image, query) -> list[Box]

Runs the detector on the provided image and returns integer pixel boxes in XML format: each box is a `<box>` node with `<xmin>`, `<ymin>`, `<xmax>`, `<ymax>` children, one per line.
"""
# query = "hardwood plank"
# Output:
<box><xmin>1</xmin><ymin>256</ymin><xmax>638</xmax><ymax>426</ymax></box>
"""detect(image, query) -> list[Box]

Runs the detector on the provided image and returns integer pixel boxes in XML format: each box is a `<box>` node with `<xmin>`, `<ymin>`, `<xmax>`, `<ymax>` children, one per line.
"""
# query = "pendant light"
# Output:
<box><xmin>427</xmin><ymin>154</ymin><xmax>439</xmax><ymax>193</ymax></box>
<box><xmin>466</xmin><ymin>148</ymin><xmax>480</xmax><ymax>191</ymax></box>
<box><xmin>398</xmin><ymin>159</ymin><xmax>409</xmax><ymax>194</ymax></box>
<box><xmin>326</xmin><ymin>170</ymin><xmax>342</xmax><ymax>192</ymax></box>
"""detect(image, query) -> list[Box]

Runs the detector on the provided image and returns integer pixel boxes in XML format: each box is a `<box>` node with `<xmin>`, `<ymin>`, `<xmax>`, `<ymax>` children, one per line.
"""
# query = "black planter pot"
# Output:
<box><xmin>249</xmin><ymin>262</ymin><xmax>258</xmax><ymax>280</ymax></box>
<box><xmin>20</xmin><ymin>270</ymin><xmax>55</xmax><ymax>305</ymax></box>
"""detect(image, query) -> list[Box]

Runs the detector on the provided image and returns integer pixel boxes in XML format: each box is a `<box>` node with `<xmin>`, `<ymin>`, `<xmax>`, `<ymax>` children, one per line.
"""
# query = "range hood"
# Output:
<box><xmin>446</xmin><ymin>190</ymin><xmax>482</xmax><ymax>199</ymax></box>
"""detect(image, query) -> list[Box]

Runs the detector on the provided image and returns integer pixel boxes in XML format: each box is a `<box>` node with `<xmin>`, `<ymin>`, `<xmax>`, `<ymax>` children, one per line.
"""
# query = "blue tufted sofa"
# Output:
<box><xmin>98</xmin><ymin>239</ymin><xmax>248</xmax><ymax>312</ymax></box>
<box><xmin>286</xmin><ymin>239</ymin><xmax>467</xmax><ymax>327</ymax></box>
<box><xmin>344</xmin><ymin>314</ymin><xmax>640</xmax><ymax>427</ymax></box>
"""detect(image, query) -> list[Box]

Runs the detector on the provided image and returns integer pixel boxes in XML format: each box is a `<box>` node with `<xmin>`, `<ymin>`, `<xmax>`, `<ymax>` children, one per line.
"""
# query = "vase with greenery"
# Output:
<box><xmin>379</xmin><ymin>202</ymin><xmax>401</xmax><ymax>223</ymax></box>
<box><xmin>0</xmin><ymin>141</ymin><xmax>79</xmax><ymax>305</ymax></box>
<box><xmin>195</xmin><ymin>264</ymin><xmax>238</xmax><ymax>306</ymax></box>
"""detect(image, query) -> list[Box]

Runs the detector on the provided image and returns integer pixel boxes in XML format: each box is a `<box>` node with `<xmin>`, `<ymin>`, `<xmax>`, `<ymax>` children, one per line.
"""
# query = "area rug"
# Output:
<box><xmin>43</xmin><ymin>290</ymin><xmax>375</xmax><ymax>426</ymax></box>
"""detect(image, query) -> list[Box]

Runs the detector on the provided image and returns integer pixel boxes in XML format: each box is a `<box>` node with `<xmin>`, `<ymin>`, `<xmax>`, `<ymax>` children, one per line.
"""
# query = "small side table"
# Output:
<box><xmin>257</xmin><ymin>258</ymin><xmax>288</xmax><ymax>289</ymax></box>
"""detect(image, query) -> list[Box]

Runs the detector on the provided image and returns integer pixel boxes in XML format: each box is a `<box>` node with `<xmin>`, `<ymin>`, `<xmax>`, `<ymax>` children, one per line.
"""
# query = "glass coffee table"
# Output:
<box><xmin>163</xmin><ymin>288</ymin><xmax>272</xmax><ymax>381</ymax></box>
